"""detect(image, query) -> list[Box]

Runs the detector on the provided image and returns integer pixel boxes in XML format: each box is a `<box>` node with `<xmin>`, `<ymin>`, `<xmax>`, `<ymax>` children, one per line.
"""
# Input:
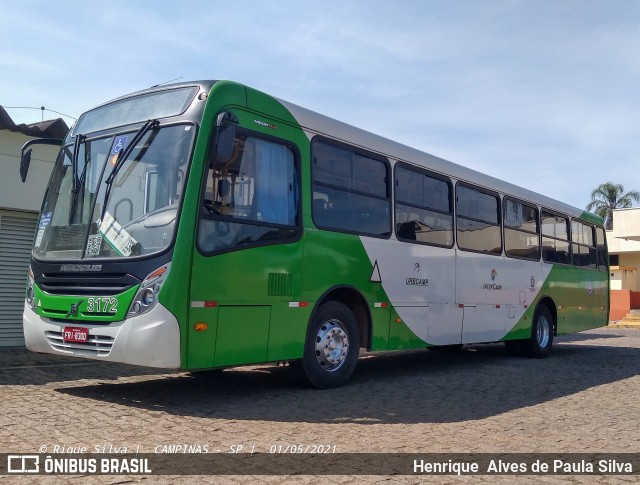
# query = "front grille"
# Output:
<box><xmin>37</xmin><ymin>273</ymin><xmax>139</xmax><ymax>296</ymax></box>
<box><xmin>49</xmin><ymin>318</ymin><xmax>114</xmax><ymax>326</ymax></box>
<box><xmin>45</xmin><ymin>330</ymin><xmax>114</xmax><ymax>356</ymax></box>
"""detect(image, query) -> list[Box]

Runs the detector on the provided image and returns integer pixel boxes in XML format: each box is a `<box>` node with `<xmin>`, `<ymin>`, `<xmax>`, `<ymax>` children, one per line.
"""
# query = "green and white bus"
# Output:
<box><xmin>22</xmin><ymin>80</ymin><xmax>609</xmax><ymax>388</ymax></box>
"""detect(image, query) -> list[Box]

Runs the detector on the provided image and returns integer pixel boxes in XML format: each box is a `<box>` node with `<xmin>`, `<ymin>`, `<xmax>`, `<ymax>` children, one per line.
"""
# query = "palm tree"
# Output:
<box><xmin>586</xmin><ymin>182</ymin><xmax>640</xmax><ymax>230</ymax></box>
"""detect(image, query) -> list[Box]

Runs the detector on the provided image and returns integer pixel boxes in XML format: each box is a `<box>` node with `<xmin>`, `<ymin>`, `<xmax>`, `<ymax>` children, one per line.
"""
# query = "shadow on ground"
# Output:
<box><xmin>0</xmin><ymin>349</ymin><xmax>169</xmax><ymax>386</ymax></box>
<box><xmin>52</xmin><ymin>331</ymin><xmax>640</xmax><ymax>425</ymax></box>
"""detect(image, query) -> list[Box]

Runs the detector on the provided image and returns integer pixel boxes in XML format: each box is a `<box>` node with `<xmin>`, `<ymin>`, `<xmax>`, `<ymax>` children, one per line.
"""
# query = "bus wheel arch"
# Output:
<box><xmin>313</xmin><ymin>286</ymin><xmax>371</xmax><ymax>352</ymax></box>
<box><xmin>298</xmin><ymin>286</ymin><xmax>370</xmax><ymax>389</ymax></box>
<box><xmin>523</xmin><ymin>299</ymin><xmax>556</xmax><ymax>358</ymax></box>
<box><xmin>537</xmin><ymin>296</ymin><xmax>558</xmax><ymax>336</ymax></box>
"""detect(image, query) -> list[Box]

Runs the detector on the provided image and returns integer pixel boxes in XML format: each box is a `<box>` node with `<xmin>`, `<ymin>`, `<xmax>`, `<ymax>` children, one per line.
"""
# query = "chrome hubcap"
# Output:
<box><xmin>314</xmin><ymin>319</ymin><xmax>349</xmax><ymax>372</ymax></box>
<box><xmin>536</xmin><ymin>315</ymin><xmax>551</xmax><ymax>348</ymax></box>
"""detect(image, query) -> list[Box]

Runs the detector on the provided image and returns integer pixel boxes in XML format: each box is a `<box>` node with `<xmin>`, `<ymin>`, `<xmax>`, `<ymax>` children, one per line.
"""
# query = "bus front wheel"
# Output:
<box><xmin>301</xmin><ymin>302</ymin><xmax>360</xmax><ymax>389</ymax></box>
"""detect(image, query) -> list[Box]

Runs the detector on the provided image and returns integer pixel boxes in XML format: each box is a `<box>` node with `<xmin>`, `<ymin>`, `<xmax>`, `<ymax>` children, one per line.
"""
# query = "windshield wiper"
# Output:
<box><xmin>69</xmin><ymin>137</ymin><xmax>90</xmax><ymax>224</ymax></box>
<box><xmin>99</xmin><ymin>119</ymin><xmax>159</xmax><ymax>223</ymax></box>
<box><xmin>71</xmin><ymin>134</ymin><xmax>86</xmax><ymax>193</ymax></box>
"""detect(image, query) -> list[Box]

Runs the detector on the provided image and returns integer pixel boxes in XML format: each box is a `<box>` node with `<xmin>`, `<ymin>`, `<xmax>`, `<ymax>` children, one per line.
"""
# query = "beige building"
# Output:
<box><xmin>607</xmin><ymin>208</ymin><xmax>640</xmax><ymax>290</ymax></box>
<box><xmin>607</xmin><ymin>207</ymin><xmax>640</xmax><ymax>321</ymax></box>
<box><xmin>0</xmin><ymin>107</ymin><xmax>68</xmax><ymax>345</ymax></box>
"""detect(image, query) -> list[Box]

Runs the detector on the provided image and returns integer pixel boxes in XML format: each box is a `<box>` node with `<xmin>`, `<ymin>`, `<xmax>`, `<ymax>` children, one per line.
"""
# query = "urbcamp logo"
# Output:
<box><xmin>586</xmin><ymin>282</ymin><xmax>607</xmax><ymax>296</ymax></box>
<box><xmin>483</xmin><ymin>269</ymin><xmax>502</xmax><ymax>291</ymax></box>
<box><xmin>406</xmin><ymin>262</ymin><xmax>429</xmax><ymax>286</ymax></box>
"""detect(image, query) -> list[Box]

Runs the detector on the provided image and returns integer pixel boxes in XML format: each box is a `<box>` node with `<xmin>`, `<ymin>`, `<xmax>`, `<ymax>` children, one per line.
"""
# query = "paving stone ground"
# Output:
<box><xmin>0</xmin><ymin>327</ymin><xmax>638</xmax><ymax>484</ymax></box>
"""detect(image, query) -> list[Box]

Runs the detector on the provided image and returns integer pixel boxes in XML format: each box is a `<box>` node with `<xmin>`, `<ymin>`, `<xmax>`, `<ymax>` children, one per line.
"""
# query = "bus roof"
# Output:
<box><xmin>276</xmin><ymin>96</ymin><xmax>596</xmax><ymax>223</ymax></box>
<box><xmin>77</xmin><ymin>79</ymin><xmax>600</xmax><ymax>224</ymax></box>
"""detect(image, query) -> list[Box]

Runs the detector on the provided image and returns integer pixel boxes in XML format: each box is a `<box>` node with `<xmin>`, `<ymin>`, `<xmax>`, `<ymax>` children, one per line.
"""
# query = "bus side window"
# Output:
<box><xmin>456</xmin><ymin>184</ymin><xmax>502</xmax><ymax>255</ymax></box>
<box><xmin>503</xmin><ymin>197</ymin><xmax>539</xmax><ymax>260</ymax></box>
<box><xmin>311</xmin><ymin>138</ymin><xmax>391</xmax><ymax>237</ymax></box>
<box><xmin>542</xmin><ymin>210</ymin><xmax>570</xmax><ymax>265</ymax></box>
<box><xmin>596</xmin><ymin>226</ymin><xmax>608</xmax><ymax>271</ymax></box>
<box><xmin>394</xmin><ymin>164</ymin><xmax>454</xmax><ymax>247</ymax></box>
<box><xmin>571</xmin><ymin>220</ymin><xmax>597</xmax><ymax>270</ymax></box>
<box><xmin>197</xmin><ymin>131</ymin><xmax>299</xmax><ymax>254</ymax></box>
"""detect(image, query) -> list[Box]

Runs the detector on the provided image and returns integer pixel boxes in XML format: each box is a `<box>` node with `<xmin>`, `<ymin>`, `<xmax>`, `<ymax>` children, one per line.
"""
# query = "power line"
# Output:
<box><xmin>150</xmin><ymin>76</ymin><xmax>183</xmax><ymax>88</ymax></box>
<box><xmin>1</xmin><ymin>105</ymin><xmax>78</xmax><ymax>121</ymax></box>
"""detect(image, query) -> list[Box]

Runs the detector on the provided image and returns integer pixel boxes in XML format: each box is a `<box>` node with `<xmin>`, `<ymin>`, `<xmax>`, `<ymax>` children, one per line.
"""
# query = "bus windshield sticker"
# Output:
<box><xmin>98</xmin><ymin>212</ymin><xmax>137</xmax><ymax>257</ymax></box>
<box><xmin>109</xmin><ymin>135</ymin><xmax>128</xmax><ymax>166</ymax></box>
<box><xmin>86</xmin><ymin>234</ymin><xmax>103</xmax><ymax>256</ymax></box>
<box><xmin>34</xmin><ymin>212</ymin><xmax>52</xmax><ymax>247</ymax></box>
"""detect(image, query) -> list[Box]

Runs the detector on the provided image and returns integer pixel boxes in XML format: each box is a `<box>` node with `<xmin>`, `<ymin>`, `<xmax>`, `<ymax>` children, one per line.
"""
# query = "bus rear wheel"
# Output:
<box><xmin>301</xmin><ymin>302</ymin><xmax>360</xmax><ymax>389</ymax></box>
<box><xmin>521</xmin><ymin>304</ymin><xmax>554</xmax><ymax>358</ymax></box>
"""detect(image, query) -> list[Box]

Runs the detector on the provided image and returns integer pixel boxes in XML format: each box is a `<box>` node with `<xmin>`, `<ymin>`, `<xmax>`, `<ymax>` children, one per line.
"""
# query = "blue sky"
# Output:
<box><xmin>2</xmin><ymin>0</ymin><xmax>639</xmax><ymax>210</ymax></box>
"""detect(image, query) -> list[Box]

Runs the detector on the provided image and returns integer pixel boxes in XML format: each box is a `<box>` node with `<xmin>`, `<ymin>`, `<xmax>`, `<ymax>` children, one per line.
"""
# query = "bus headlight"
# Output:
<box><xmin>141</xmin><ymin>288</ymin><xmax>155</xmax><ymax>306</ymax></box>
<box><xmin>127</xmin><ymin>263</ymin><xmax>171</xmax><ymax>317</ymax></box>
<box><xmin>26</xmin><ymin>266</ymin><xmax>36</xmax><ymax>310</ymax></box>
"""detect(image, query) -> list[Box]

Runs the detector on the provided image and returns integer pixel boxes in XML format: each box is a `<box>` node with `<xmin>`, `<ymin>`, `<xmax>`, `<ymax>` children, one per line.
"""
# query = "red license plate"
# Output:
<box><xmin>63</xmin><ymin>327</ymin><xmax>89</xmax><ymax>343</ymax></box>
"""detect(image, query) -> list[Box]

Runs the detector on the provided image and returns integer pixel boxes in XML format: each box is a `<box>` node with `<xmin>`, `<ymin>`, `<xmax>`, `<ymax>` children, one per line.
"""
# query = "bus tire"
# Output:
<box><xmin>521</xmin><ymin>304</ymin><xmax>554</xmax><ymax>358</ymax></box>
<box><xmin>301</xmin><ymin>302</ymin><xmax>360</xmax><ymax>389</ymax></box>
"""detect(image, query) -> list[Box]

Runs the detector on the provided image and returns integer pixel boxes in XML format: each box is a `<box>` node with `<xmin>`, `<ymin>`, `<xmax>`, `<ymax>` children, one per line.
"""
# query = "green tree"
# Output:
<box><xmin>586</xmin><ymin>182</ymin><xmax>640</xmax><ymax>230</ymax></box>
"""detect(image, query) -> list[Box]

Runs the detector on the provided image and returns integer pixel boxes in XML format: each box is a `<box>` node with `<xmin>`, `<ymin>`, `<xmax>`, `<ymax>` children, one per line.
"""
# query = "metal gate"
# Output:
<box><xmin>0</xmin><ymin>210</ymin><xmax>38</xmax><ymax>346</ymax></box>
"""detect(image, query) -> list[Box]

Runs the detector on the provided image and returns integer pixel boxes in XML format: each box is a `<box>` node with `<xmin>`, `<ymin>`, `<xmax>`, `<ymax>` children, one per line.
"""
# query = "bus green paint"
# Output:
<box><xmin>22</xmin><ymin>80</ymin><xmax>610</xmax><ymax>387</ymax></box>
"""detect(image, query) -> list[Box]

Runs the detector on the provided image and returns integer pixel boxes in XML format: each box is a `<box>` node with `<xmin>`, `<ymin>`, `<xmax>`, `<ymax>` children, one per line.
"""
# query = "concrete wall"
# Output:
<box><xmin>610</xmin><ymin>268</ymin><xmax>635</xmax><ymax>291</ymax></box>
<box><xmin>606</xmin><ymin>208</ymin><xmax>640</xmax><ymax>296</ymax></box>
<box><xmin>607</xmin><ymin>208</ymin><xmax>640</xmax><ymax>254</ymax></box>
<box><xmin>610</xmin><ymin>255</ymin><xmax>640</xmax><ymax>292</ymax></box>
<box><xmin>0</xmin><ymin>130</ymin><xmax>58</xmax><ymax>212</ymax></box>
<box><xmin>610</xmin><ymin>289</ymin><xmax>640</xmax><ymax>321</ymax></box>
<box><xmin>610</xmin><ymin>290</ymin><xmax>630</xmax><ymax>321</ymax></box>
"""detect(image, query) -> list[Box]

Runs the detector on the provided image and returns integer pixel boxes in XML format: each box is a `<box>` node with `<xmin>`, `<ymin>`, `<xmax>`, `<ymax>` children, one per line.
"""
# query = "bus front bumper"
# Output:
<box><xmin>23</xmin><ymin>302</ymin><xmax>181</xmax><ymax>368</ymax></box>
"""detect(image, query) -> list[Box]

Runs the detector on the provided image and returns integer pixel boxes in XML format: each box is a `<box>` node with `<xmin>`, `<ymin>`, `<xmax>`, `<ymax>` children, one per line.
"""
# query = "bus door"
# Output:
<box><xmin>454</xmin><ymin>184</ymin><xmax>508</xmax><ymax>343</ymax></box>
<box><xmin>457</xmin><ymin>251</ymin><xmax>508</xmax><ymax>343</ymax></box>
<box><xmin>188</xmin><ymin>112</ymin><xmax>303</xmax><ymax>369</ymax></box>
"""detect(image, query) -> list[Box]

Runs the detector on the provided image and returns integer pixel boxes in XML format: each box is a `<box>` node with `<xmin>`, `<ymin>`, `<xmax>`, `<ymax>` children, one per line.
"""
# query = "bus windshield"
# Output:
<box><xmin>33</xmin><ymin>123</ymin><xmax>195</xmax><ymax>260</ymax></box>
<box><xmin>71</xmin><ymin>86</ymin><xmax>198</xmax><ymax>137</ymax></box>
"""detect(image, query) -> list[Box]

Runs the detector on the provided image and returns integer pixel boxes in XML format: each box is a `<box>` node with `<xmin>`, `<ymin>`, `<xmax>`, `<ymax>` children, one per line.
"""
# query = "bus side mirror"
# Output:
<box><xmin>20</xmin><ymin>149</ymin><xmax>32</xmax><ymax>183</ymax></box>
<box><xmin>213</xmin><ymin>111</ymin><xmax>238</xmax><ymax>163</ymax></box>
<box><xmin>19</xmin><ymin>138</ymin><xmax>63</xmax><ymax>182</ymax></box>
<box><xmin>214</xmin><ymin>124</ymin><xmax>236</xmax><ymax>162</ymax></box>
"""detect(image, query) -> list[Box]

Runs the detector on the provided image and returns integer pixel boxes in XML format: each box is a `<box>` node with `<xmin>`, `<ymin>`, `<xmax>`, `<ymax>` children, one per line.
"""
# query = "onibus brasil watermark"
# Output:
<box><xmin>2</xmin><ymin>453</ymin><xmax>638</xmax><ymax>476</ymax></box>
